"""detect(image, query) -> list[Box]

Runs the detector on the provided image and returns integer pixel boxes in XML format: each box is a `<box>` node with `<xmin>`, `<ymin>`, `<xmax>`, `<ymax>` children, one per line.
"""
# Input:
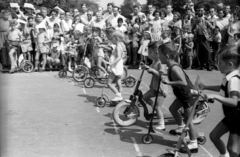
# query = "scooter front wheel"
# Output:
<box><xmin>112</xmin><ymin>101</ymin><xmax>139</xmax><ymax>127</ymax></box>
<box><xmin>84</xmin><ymin>77</ymin><xmax>95</xmax><ymax>88</ymax></box>
<box><xmin>96</xmin><ymin>97</ymin><xmax>107</xmax><ymax>108</ymax></box>
<box><xmin>197</xmin><ymin>135</ymin><xmax>207</xmax><ymax>145</ymax></box>
<box><xmin>142</xmin><ymin>134</ymin><xmax>153</xmax><ymax>144</ymax></box>
<box><xmin>159</xmin><ymin>153</ymin><xmax>178</xmax><ymax>157</ymax></box>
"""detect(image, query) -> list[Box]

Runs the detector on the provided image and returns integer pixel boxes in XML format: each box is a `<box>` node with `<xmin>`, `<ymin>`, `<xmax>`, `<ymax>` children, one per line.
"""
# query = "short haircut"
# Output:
<box><xmin>27</xmin><ymin>16</ymin><xmax>34</xmax><ymax>21</ymax></box>
<box><xmin>113</xmin><ymin>6</ymin><xmax>119</xmax><ymax>10</ymax></box>
<box><xmin>133</xmin><ymin>5</ymin><xmax>139</xmax><ymax>9</ymax></box>
<box><xmin>92</xmin><ymin>27</ymin><xmax>101</xmax><ymax>35</ymax></box>
<box><xmin>50</xmin><ymin>9</ymin><xmax>58</xmax><ymax>15</ymax></box>
<box><xmin>148</xmin><ymin>41</ymin><xmax>160</xmax><ymax>50</ymax></box>
<box><xmin>40</xmin><ymin>7</ymin><xmax>47</xmax><ymax>11</ymax></box>
<box><xmin>112</xmin><ymin>31</ymin><xmax>124</xmax><ymax>42</ymax></box>
<box><xmin>218</xmin><ymin>45</ymin><xmax>240</xmax><ymax>67</ymax></box>
<box><xmin>36</xmin><ymin>13</ymin><xmax>44</xmax><ymax>18</ymax></box>
<box><xmin>158</xmin><ymin>42</ymin><xmax>177</xmax><ymax>60</ymax></box>
<box><xmin>117</xmin><ymin>17</ymin><xmax>123</xmax><ymax>23</ymax></box>
<box><xmin>107</xmin><ymin>3</ymin><xmax>113</xmax><ymax>7</ymax></box>
<box><xmin>81</xmin><ymin>3</ymin><xmax>87</xmax><ymax>7</ymax></box>
<box><xmin>218</xmin><ymin>9</ymin><xmax>226</xmax><ymax>17</ymax></box>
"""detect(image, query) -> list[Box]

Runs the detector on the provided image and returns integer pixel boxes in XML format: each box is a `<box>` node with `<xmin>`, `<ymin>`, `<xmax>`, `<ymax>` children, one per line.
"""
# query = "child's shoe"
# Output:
<box><xmin>180</xmin><ymin>140</ymin><xmax>198</xmax><ymax>153</ymax></box>
<box><xmin>154</xmin><ymin>123</ymin><xmax>165</xmax><ymax>131</ymax></box>
<box><xmin>68</xmin><ymin>66</ymin><xmax>73</xmax><ymax>72</ymax></box>
<box><xmin>219</xmin><ymin>153</ymin><xmax>230</xmax><ymax>157</ymax></box>
<box><xmin>111</xmin><ymin>93</ymin><xmax>123</xmax><ymax>101</ymax></box>
<box><xmin>169</xmin><ymin>124</ymin><xmax>185</xmax><ymax>135</ymax></box>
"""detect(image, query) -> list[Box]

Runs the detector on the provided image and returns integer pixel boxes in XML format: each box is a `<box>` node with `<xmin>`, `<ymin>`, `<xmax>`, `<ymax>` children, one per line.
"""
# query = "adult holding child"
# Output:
<box><xmin>228</xmin><ymin>12</ymin><xmax>240</xmax><ymax>45</ymax></box>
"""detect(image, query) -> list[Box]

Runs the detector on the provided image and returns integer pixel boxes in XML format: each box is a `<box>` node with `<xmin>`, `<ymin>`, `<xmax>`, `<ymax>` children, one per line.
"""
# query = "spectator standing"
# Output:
<box><xmin>0</xmin><ymin>10</ymin><xmax>11</xmax><ymax>69</ymax></box>
<box><xmin>149</xmin><ymin>10</ymin><xmax>162</xmax><ymax>42</ymax></box>
<box><xmin>227</xmin><ymin>12</ymin><xmax>240</xmax><ymax>45</ymax></box>
<box><xmin>103</xmin><ymin>3</ymin><xmax>113</xmax><ymax>20</ymax></box>
<box><xmin>106</xmin><ymin>6</ymin><xmax>126</xmax><ymax>28</ymax></box>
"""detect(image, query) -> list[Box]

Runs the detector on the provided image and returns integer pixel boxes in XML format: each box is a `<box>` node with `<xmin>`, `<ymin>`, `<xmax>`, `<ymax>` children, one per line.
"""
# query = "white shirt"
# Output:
<box><xmin>91</xmin><ymin>19</ymin><xmax>106</xmax><ymax>30</ymax></box>
<box><xmin>61</xmin><ymin>19</ymin><xmax>72</xmax><ymax>32</ymax></box>
<box><xmin>73</xmin><ymin>23</ymin><xmax>85</xmax><ymax>33</ymax></box>
<box><xmin>165</xmin><ymin>13</ymin><xmax>173</xmax><ymax>22</ymax></box>
<box><xmin>107</xmin><ymin>14</ymin><xmax>126</xmax><ymax>27</ymax></box>
<box><xmin>131</xmin><ymin>12</ymin><xmax>146</xmax><ymax>25</ymax></box>
<box><xmin>220</xmin><ymin>70</ymin><xmax>240</xmax><ymax>97</ymax></box>
<box><xmin>115</xmin><ymin>25</ymin><xmax>127</xmax><ymax>33</ymax></box>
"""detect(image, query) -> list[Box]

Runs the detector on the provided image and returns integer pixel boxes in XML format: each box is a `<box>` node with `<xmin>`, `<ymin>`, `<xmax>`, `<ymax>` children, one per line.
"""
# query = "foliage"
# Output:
<box><xmin>0</xmin><ymin>0</ymin><xmax>99</xmax><ymax>12</ymax></box>
<box><xmin>120</xmin><ymin>0</ymin><xmax>140</xmax><ymax>17</ymax></box>
<box><xmin>146</xmin><ymin>0</ymin><xmax>240</xmax><ymax>14</ymax></box>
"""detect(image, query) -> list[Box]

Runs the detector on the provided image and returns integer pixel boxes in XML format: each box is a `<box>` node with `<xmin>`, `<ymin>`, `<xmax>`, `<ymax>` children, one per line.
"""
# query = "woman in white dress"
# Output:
<box><xmin>48</xmin><ymin>9</ymin><xmax>61</xmax><ymax>39</ymax></box>
<box><xmin>149</xmin><ymin>10</ymin><xmax>162</xmax><ymax>41</ymax></box>
<box><xmin>228</xmin><ymin>12</ymin><xmax>240</xmax><ymax>45</ymax></box>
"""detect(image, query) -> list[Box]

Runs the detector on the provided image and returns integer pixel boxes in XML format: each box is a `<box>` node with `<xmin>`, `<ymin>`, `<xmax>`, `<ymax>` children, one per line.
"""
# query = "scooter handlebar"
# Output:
<box><xmin>190</xmin><ymin>89</ymin><xmax>215</xmax><ymax>103</ymax></box>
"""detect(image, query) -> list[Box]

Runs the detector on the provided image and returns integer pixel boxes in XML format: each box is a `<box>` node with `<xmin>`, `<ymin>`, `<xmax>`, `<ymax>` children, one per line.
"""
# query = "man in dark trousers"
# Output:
<box><xmin>193</xmin><ymin>6</ymin><xmax>213</xmax><ymax>71</ymax></box>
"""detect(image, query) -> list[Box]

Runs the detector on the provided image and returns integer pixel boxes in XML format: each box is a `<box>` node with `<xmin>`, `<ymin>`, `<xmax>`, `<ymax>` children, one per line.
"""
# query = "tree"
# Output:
<box><xmin>146</xmin><ymin>0</ymin><xmax>240</xmax><ymax>14</ymax></box>
<box><xmin>0</xmin><ymin>0</ymin><xmax>99</xmax><ymax>12</ymax></box>
<box><xmin>120</xmin><ymin>0</ymin><xmax>140</xmax><ymax>17</ymax></box>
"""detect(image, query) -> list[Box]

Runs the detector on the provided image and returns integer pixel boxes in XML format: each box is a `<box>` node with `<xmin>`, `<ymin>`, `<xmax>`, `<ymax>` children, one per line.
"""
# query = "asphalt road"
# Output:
<box><xmin>0</xmin><ymin>69</ymin><xmax>237</xmax><ymax>157</ymax></box>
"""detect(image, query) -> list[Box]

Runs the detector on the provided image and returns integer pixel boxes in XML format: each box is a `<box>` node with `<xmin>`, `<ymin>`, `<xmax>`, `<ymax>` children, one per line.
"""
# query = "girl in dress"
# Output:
<box><xmin>107</xmin><ymin>31</ymin><xmax>125</xmax><ymax>101</ymax></box>
<box><xmin>138</xmin><ymin>31</ymin><xmax>151</xmax><ymax>68</ymax></box>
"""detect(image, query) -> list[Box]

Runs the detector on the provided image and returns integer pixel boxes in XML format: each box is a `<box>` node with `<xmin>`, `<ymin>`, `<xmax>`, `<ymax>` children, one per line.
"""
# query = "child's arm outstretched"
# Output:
<box><xmin>205</xmin><ymin>92</ymin><xmax>239</xmax><ymax>107</ymax></box>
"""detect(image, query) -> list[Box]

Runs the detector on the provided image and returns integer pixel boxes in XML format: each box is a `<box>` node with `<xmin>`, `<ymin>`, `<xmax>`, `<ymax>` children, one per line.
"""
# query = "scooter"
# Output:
<box><xmin>142</xmin><ymin>76</ymin><xmax>214</xmax><ymax>157</ymax></box>
<box><xmin>112</xmin><ymin>63</ymin><xmax>155</xmax><ymax>126</ymax></box>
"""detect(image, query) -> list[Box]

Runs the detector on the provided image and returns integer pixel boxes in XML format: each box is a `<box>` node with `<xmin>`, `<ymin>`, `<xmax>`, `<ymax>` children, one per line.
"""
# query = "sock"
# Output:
<box><xmin>220</xmin><ymin>153</ymin><xmax>230</xmax><ymax>157</ymax></box>
<box><xmin>179</xmin><ymin>124</ymin><xmax>185</xmax><ymax>128</ymax></box>
<box><xmin>189</xmin><ymin>139</ymin><xmax>197</xmax><ymax>144</ymax></box>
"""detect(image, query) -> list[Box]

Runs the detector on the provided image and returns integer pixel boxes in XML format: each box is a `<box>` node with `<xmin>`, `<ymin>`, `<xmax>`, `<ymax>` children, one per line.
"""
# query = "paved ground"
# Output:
<box><xmin>0</xmin><ymin>69</ymin><xmax>237</xmax><ymax>157</ymax></box>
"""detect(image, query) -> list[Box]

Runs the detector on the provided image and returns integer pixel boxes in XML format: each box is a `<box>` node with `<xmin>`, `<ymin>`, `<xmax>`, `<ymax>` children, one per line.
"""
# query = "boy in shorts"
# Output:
<box><xmin>158</xmin><ymin>41</ymin><xmax>199</xmax><ymax>153</ymax></box>
<box><xmin>199</xmin><ymin>45</ymin><xmax>240</xmax><ymax>157</ymax></box>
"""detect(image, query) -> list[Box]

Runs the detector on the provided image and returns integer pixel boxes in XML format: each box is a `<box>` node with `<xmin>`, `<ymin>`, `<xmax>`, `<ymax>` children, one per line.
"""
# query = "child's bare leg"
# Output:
<box><xmin>156</xmin><ymin>95</ymin><xmax>165</xmax><ymax>125</ymax></box>
<box><xmin>42</xmin><ymin>54</ymin><xmax>46</xmax><ymax>70</ymax></box>
<box><xmin>169</xmin><ymin>99</ymin><xmax>184</xmax><ymax>126</ymax></box>
<box><xmin>143</xmin><ymin>90</ymin><xmax>154</xmax><ymax>106</ymax></box>
<box><xmin>210</xmin><ymin>121</ymin><xmax>229</xmax><ymax>156</ymax></box>
<box><xmin>9</xmin><ymin>48</ymin><xmax>16</xmax><ymax>70</ymax></box>
<box><xmin>115</xmin><ymin>76</ymin><xmax>122</xmax><ymax>94</ymax></box>
<box><xmin>23</xmin><ymin>52</ymin><xmax>27</xmax><ymax>60</ymax></box>
<box><xmin>184</xmin><ymin>106</ymin><xmax>197</xmax><ymax>140</ymax></box>
<box><xmin>227</xmin><ymin>134</ymin><xmax>240</xmax><ymax>157</ymax></box>
<box><xmin>107</xmin><ymin>73</ymin><xmax>118</xmax><ymax>94</ymax></box>
<box><xmin>97</xmin><ymin>57</ymin><xmax>107</xmax><ymax>76</ymax></box>
<box><xmin>27</xmin><ymin>52</ymin><xmax>31</xmax><ymax>61</ymax></box>
<box><xmin>34</xmin><ymin>52</ymin><xmax>40</xmax><ymax>71</ymax></box>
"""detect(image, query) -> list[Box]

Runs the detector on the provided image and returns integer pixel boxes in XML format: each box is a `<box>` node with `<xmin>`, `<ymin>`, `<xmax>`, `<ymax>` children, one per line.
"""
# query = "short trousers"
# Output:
<box><xmin>21</xmin><ymin>40</ymin><xmax>33</xmax><ymax>53</ymax></box>
<box><xmin>38</xmin><ymin>44</ymin><xmax>49</xmax><ymax>54</ymax></box>
<box><xmin>173</xmin><ymin>88</ymin><xmax>192</xmax><ymax>109</ymax></box>
<box><xmin>222</xmin><ymin>116</ymin><xmax>240</xmax><ymax>135</ymax></box>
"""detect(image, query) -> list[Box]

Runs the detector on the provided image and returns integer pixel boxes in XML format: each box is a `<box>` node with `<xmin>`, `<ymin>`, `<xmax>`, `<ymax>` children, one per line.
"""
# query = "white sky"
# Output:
<box><xmin>98</xmin><ymin>0</ymin><xmax>147</xmax><ymax>9</ymax></box>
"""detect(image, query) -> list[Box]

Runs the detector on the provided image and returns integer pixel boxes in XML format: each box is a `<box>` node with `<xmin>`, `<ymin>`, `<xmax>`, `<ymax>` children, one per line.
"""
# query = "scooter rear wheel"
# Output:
<box><xmin>72</xmin><ymin>65</ymin><xmax>89</xmax><ymax>82</ymax></box>
<box><xmin>125</xmin><ymin>76</ymin><xmax>136</xmax><ymax>88</ymax></box>
<box><xmin>112</xmin><ymin>101</ymin><xmax>139</xmax><ymax>127</ymax></box>
<box><xmin>59</xmin><ymin>70</ymin><xmax>67</xmax><ymax>78</ymax></box>
<box><xmin>22</xmin><ymin>61</ymin><xmax>34</xmax><ymax>73</ymax></box>
<box><xmin>142</xmin><ymin>134</ymin><xmax>153</xmax><ymax>144</ymax></box>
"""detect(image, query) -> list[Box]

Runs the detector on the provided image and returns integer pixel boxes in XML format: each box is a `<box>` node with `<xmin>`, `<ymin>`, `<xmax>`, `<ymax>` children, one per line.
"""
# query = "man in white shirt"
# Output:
<box><xmin>103</xmin><ymin>3</ymin><xmax>113</xmax><ymax>20</ymax></box>
<box><xmin>147</xmin><ymin>4</ymin><xmax>155</xmax><ymax>21</ymax></box>
<box><xmin>131</xmin><ymin>5</ymin><xmax>146</xmax><ymax>25</ymax></box>
<box><xmin>106</xmin><ymin>6</ymin><xmax>126</xmax><ymax>27</ymax></box>
<box><xmin>165</xmin><ymin>5</ymin><xmax>173</xmax><ymax>24</ymax></box>
<box><xmin>225</xmin><ymin>5</ymin><xmax>232</xmax><ymax>20</ymax></box>
<box><xmin>80</xmin><ymin>4</ymin><xmax>89</xmax><ymax>25</ymax></box>
<box><xmin>61</xmin><ymin>11</ymin><xmax>72</xmax><ymax>33</ymax></box>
